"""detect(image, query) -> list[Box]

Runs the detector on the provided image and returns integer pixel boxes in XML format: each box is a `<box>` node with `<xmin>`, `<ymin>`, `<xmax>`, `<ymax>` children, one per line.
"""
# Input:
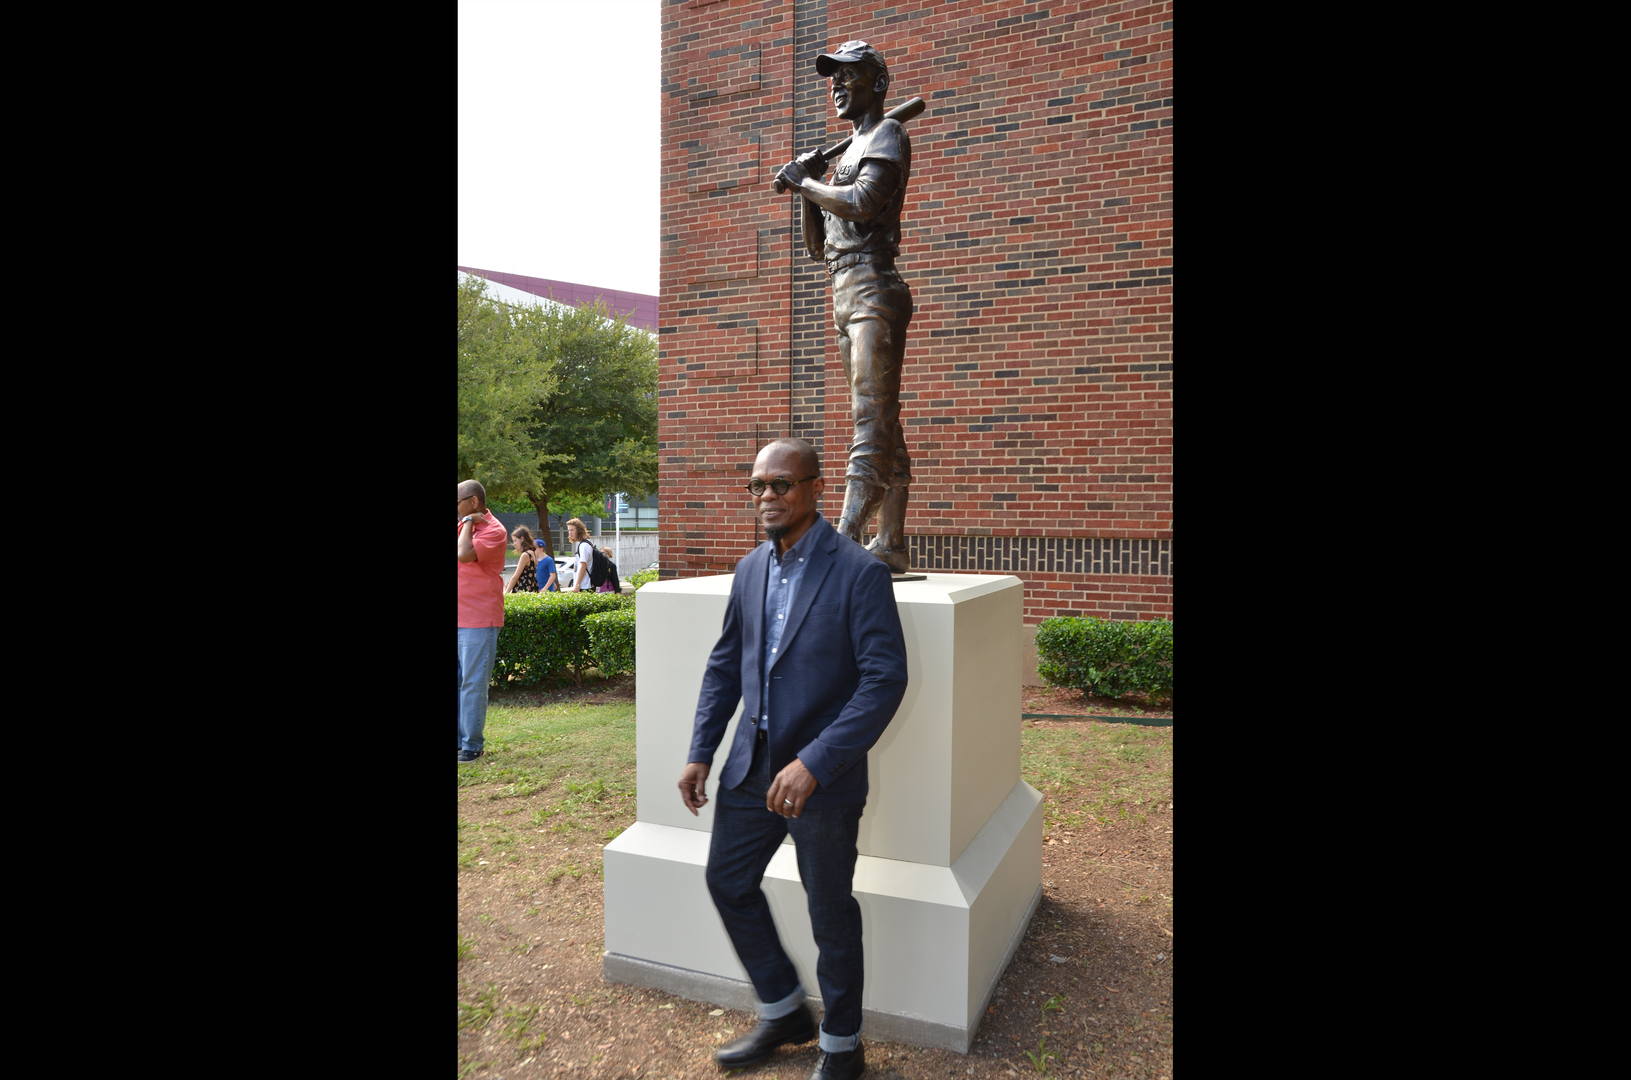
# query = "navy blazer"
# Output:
<box><xmin>687</xmin><ymin>514</ymin><xmax>909</xmax><ymax>808</ymax></box>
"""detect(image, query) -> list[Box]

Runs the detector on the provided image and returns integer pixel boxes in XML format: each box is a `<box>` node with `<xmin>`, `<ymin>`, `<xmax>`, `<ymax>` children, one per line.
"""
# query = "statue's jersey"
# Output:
<box><xmin>821</xmin><ymin>118</ymin><xmax>911</xmax><ymax>262</ymax></box>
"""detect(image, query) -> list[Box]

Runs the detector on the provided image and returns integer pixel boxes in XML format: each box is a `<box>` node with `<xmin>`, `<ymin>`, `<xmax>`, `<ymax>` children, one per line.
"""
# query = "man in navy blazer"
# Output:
<box><xmin>679</xmin><ymin>437</ymin><xmax>907</xmax><ymax>1080</ymax></box>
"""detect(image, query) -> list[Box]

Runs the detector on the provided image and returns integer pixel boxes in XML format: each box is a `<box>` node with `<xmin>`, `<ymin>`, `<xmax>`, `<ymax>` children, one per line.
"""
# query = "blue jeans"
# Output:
<box><xmin>457</xmin><ymin>626</ymin><xmax>499</xmax><ymax>752</ymax></box>
<box><xmin>705</xmin><ymin>733</ymin><xmax>864</xmax><ymax>1050</ymax></box>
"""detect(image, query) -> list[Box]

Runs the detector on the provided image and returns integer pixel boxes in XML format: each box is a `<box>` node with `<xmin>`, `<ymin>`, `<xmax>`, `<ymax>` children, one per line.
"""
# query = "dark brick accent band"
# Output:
<box><xmin>901</xmin><ymin>535</ymin><xmax>1171</xmax><ymax>577</ymax></box>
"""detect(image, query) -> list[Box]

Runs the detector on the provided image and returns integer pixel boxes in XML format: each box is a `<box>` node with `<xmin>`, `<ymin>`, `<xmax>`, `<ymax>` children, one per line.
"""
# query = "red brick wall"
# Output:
<box><xmin>659</xmin><ymin>0</ymin><xmax>1172</xmax><ymax>623</ymax></box>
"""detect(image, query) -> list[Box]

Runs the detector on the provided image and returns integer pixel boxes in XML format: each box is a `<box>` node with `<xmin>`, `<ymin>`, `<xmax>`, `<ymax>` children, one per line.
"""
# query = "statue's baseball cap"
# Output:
<box><xmin>815</xmin><ymin>40</ymin><xmax>887</xmax><ymax>76</ymax></box>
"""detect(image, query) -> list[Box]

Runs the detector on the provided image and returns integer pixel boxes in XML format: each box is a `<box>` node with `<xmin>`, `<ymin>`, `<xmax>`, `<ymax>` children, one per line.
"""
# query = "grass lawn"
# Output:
<box><xmin>456</xmin><ymin>697</ymin><xmax>637</xmax><ymax>877</ymax></box>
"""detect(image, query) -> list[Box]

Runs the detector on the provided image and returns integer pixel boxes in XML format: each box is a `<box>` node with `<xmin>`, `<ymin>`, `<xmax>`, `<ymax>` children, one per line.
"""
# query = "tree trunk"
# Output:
<box><xmin>527</xmin><ymin>487</ymin><xmax>551</xmax><ymax>553</ymax></box>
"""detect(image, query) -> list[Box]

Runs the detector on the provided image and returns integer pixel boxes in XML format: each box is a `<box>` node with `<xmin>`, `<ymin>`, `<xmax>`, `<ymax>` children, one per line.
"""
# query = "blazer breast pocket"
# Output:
<box><xmin>807</xmin><ymin>602</ymin><xmax>841</xmax><ymax>619</ymax></box>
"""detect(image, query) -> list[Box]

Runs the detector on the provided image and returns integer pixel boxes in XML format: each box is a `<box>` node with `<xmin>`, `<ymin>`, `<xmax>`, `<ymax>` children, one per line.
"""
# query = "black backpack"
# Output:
<box><xmin>586</xmin><ymin>545</ymin><xmax>610</xmax><ymax>589</ymax></box>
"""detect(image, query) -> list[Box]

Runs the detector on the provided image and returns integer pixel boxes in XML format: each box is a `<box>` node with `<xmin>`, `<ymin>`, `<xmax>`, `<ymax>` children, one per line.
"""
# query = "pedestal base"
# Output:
<box><xmin>603</xmin><ymin>778</ymin><xmax>1042</xmax><ymax>1052</ymax></box>
<box><xmin>605</xmin><ymin>572</ymin><xmax>1036</xmax><ymax>1052</ymax></box>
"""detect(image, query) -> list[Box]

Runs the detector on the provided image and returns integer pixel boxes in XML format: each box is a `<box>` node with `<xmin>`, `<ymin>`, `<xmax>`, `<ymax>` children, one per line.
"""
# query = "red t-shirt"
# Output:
<box><xmin>457</xmin><ymin>514</ymin><xmax>508</xmax><ymax>628</ymax></box>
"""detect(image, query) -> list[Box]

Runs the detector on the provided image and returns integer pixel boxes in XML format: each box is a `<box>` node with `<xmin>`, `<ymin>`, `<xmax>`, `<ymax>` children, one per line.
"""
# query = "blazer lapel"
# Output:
<box><xmin>768</xmin><ymin>518</ymin><xmax>836</xmax><ymax>674</ymax></box>
<box><xmin>742</xmin><ymin>542</ymin><xmax>769</xmax><ymax>665</ymax></box>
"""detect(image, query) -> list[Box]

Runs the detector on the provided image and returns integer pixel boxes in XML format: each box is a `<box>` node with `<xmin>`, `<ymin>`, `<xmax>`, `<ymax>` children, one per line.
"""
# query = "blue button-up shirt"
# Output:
<box><xmin>759</xmin><ymin>514</ymin><xmax>821</xmax><ymax>736</ymax></box>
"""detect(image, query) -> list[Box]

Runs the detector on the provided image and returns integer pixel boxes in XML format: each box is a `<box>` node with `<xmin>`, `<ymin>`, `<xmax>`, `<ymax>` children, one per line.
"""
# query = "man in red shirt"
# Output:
<box><xmin>458</xmin><ymin>479</ymin><xmax>508</xmax><ymax>763</ymax></box>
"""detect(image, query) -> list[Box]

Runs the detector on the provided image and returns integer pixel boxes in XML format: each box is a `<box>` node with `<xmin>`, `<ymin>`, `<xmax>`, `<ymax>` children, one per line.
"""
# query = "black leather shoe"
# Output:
<box><xmin>808</xmin><ymin>1040</ymin><xmax>866</xmax><ymax>1080</ymax></box>
<box><xmin>714</xmin><ymin>1005</ymin><xmax>817</xmax><ymax>1067</ymax></box>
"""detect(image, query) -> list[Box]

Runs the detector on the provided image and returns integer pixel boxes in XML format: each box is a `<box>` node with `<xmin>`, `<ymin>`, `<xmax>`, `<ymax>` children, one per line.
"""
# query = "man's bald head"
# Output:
<box><xmin>761</xmin><ymin>438</ymin><xmax>819</xmax><ymax>479</ymax></box>
<box><xmin>458</xmin><ymin>479</ymin><xmax>487</xmax><ymax>509</ymax></box>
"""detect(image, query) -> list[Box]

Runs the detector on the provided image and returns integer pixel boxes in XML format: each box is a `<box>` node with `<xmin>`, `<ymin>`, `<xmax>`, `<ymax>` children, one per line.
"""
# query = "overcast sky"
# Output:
<box><xmin>458</xmin><ymin>0</ymin><xmax>662</xmax><ymax>296</ymax></box>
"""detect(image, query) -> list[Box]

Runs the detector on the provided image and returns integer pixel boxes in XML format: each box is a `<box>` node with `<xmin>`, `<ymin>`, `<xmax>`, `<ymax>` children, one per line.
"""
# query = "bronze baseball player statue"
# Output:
<box><xmin>775</xmin><ymin>40</ymin><xmax>919</xmax><ymax>575</ymax></box>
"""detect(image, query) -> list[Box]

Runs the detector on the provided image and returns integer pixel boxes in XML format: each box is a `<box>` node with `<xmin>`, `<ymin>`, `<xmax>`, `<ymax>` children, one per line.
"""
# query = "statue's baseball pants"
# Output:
<box><xmin>832</xmin><ymin>261</ymin><xmax>913</xmax><ymax>490</ymax></box>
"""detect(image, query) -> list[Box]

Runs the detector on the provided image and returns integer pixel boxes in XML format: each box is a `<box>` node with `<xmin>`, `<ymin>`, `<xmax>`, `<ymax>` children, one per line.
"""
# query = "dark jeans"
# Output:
<box><xmin>705</xmin><ymin>731</ymin><xmax>865</xmax><ymax>1038</ymax></box>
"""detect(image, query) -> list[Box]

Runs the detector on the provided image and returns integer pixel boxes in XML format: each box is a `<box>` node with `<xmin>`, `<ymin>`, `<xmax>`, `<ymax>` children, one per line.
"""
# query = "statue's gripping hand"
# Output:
<box><xmin>775</xmin><ymin>150</ymin><xmax>830</xmax><ymax>194</ymax></box>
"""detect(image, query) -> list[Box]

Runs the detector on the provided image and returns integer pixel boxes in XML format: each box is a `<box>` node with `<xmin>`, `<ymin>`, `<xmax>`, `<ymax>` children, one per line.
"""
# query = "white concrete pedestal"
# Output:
<box><xmin>602</xmin><ymin>573</ymin><xmax>1039</xmax><ymax>1053</ymax></box>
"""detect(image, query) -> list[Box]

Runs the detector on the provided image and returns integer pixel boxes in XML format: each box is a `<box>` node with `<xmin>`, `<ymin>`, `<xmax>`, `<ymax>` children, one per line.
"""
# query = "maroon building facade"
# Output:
<box><xmin>658</xmin><ymin>0</ymin><xmax>1172</xmax><ymax>625</ymax></box>
<box><xmin>457</xmin><ymin>266</ymin><xmax>660</xmax><ymax>333</ymax></box>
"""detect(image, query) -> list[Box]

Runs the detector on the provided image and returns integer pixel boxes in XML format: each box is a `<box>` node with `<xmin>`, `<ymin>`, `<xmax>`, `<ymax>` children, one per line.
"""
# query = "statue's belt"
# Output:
<box><xmin>826</xmin><ymin>252</ymin><xmax>896</xmax><ymax>276</ymax></box>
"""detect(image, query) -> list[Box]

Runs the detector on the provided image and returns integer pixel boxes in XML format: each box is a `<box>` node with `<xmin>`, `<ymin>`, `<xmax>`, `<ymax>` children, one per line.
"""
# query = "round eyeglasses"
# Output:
<box><xmin>745</xmin><ymin>475</ymin><xmax>820</xmax><ymax>497</ymax></box>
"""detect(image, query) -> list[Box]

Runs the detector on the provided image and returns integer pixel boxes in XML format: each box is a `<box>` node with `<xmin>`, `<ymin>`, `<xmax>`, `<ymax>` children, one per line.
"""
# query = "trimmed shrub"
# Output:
<box><xmin>627</xmin><ymin>568</ymin><xmax>659</xmax><ymax>591</ymax></box>
<box><xmin>1035</xmin><ymin>616</ymin><xmax>1173</xmax><ymax>700</ymax></box>
<box><xmin>584</xmin><ymin>608</ymin><xmax>636</xmax><ymax>675</ymax></box>
<box><xmin>494</xmin><ymin>591</ymin><xmax>633</xmax><ymax>687</ymax></box>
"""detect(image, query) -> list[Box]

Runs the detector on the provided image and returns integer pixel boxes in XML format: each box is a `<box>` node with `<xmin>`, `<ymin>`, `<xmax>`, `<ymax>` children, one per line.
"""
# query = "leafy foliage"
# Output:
<box><xmin>459</xmin><ymin>276</ymin><xmax>657</xmax><ymax>534</ymax></box>
<box><xmin>1035</xmin><ymin>617</ymin><xmax>1173</xmax><ymax>700</ymax></box>
<box><xmin>583</xmin><ymin>608</ymin><xmax>636</xmax><ymax>675</ymax></box>
<box><xmin>457</xmin><ymin>276</ymin><xmax>563</xmax><ymax>498</ymax></box>
<box><xmin>487</xmin><ymin>492</ymin><xmax>620</xmax><ymax>521</ymax></box>
<box><xmin>517</xmin><ymin>297</ymin><xmax>658</xmax><ymax>533</ymax></box>
<box><xmin>625</xmin><ymin>568</ymin><xmax>659</xmax><ymax>591</ymax></box>
<box><xmin>494</xmin><ymin>591</ymin><xmax>634</xmax><ymax>687</ymax></box>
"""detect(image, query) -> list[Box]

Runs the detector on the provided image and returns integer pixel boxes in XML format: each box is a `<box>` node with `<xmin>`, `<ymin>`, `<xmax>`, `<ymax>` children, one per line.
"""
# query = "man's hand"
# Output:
<box><xmin>766</xmin><ymin>757</ymin><xmax>819</xmax><ymax>818</ymax></box>
<box><xmin>679</xmin><ymin>762</ymin><xmax>711</xmax><ymax>816</ymax></box>
<box><xmin>457</xmin><ymin>513</ymin><xmax>486</xmax><ymax>563</ymax></box>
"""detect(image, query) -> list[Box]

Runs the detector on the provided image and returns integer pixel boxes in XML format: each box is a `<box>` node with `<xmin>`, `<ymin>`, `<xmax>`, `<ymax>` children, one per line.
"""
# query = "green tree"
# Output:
<box><xmin>457</xmin><ymin>276</ymin><xmax>562</xmax><ymax>496</ymax></box>
<box><xmin>487</xmin><ymin>493</ymin><xmax>607</xmax><ymax>520</ymax></box>
<box><xmin>546</xmin><ymin>492</ymin><xmax>615</xmax><ymax>524</ymax></box>
<box><xmin>518</xmin><ymin>299</ymin><xmax>658</xmax><ymax>545</ymax></box>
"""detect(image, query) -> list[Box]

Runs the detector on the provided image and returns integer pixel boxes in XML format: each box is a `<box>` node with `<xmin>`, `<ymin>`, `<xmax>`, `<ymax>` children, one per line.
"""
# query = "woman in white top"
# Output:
<box><xmin>565</xmin><ymin>517</ymin><xmax>595</xmax><ymax>591</ymax></box>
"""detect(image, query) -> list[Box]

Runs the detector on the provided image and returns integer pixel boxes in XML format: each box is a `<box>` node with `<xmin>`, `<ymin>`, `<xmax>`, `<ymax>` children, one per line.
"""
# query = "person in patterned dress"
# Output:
<box><xmin>505</xmin><ymin>526</ymin><xmax>542</xmax><ymax>593</ymax></box>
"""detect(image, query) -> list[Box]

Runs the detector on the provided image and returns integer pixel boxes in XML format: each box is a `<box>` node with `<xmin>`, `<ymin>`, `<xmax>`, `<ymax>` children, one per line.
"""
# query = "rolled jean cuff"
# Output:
<box><xmin>819</xmin><ymin>1023</ymin><xmax>860</xmax><ymax>1053</ymax></box>
<box><xmin>758</xmin><ymin>985</ymin><xmax>806</xmax><ymax>1020</ymax></box>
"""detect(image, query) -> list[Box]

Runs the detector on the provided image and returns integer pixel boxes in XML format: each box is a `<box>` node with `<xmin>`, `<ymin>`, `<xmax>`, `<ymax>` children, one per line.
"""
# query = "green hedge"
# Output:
<box><xmin>1035</xmin><ymin>616</ymin><xmax>1173</xmax><ymax>700</ymax></box>
<box><xmin>626</xmin><ymin>568</ymin><xmax>659</xmax><ymax>591</ymax></box>
<box><xmin>584</xmin><ymin>608</ymin><xmax>636</xmax><ymax>675</ymax></box>
<box><xmin>494</xmin><ymin>591</ymin><xmax>634</xmax><ymax>687</ymax></box>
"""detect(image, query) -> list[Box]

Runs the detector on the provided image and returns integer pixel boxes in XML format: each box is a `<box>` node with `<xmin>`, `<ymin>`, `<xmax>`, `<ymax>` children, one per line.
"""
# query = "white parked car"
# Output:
<box><xmin>555</xmin><ymin>554</ymin><xmax>580</xmax><ymax>586</ymax></box>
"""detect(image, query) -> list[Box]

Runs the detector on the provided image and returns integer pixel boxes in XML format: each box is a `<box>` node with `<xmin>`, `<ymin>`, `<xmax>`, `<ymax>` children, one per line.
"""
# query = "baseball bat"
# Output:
<box><xmin>773</xmin><ymin>96</ymin><xmax>926</xmax><ymax>194</ymax></box>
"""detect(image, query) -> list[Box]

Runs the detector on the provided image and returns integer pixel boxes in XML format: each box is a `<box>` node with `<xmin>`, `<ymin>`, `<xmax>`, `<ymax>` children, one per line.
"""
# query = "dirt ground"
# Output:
<box><xmin>459</xmin><ymin>678</ymin><xmax>1172</xmax><ymax>1079</ymax></box>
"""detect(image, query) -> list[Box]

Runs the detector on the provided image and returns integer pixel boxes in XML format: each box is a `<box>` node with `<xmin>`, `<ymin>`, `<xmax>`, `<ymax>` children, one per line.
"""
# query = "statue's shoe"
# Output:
<box><xmin>865</xmin><ymin>540</ymin><xmax>910</xmax><ymax>574</ymax></box>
